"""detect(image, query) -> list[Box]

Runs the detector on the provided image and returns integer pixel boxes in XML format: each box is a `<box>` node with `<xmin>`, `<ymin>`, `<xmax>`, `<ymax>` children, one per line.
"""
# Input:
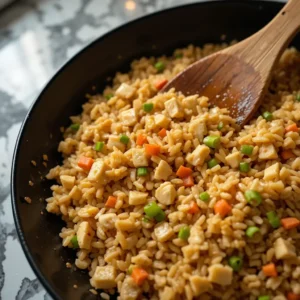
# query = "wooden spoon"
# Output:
<box><xmin>162</xmin><ymin>0</ymin><xmax>300</xmax><ymax>125</ymax></box>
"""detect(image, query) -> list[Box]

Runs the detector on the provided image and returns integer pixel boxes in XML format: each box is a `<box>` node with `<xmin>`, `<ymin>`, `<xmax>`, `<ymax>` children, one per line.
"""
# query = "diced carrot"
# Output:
<box><xmin>155</xmin><ymin>79</ymin><xmax>168</xmax><ymax>90</ymax></box>
<box><xmin>105</xmin><ymin>196</ymin><xmax>117</xmax><ymax>208</ymax></box>
<box><xmin>158</xmin><ymin>128</ymin><xmax>167</xmax><ymax>138</ymax></box>
<box><xmin>131</xmin><ymin>267</ymin><xmax>148</xmax><ymax>286</ymax></box>
<box><xmin>188</xmin><ymin>201</ymin><xmax>200</xmax><ymax>214</ymax></box>
<box><xmin>136</xmin><ymin>134</ymin><xmax>147</xmax><ymax>146</ymax></box>
<box><xmin>285</xmin><ymin>123</ymin><xmax>298</xmax><ymax>133</ymax></box>
<box><xmin>281</xmin><ymin>217</ymin><xmax>300</xmax><ymax>230</ymax></box>
<box><xmin>183</xmin><ymin>175</ymin><xmax>194</xmax><ymax>187</ymax></box>
<box><xmin>214</xmin><ymin>200</ymin><xmax>232</xmax><ymax>218</ymax></box>
<box><xmin>78</xmin><ymin>156</ymin><xmax>94</xmax><ymax>171</ymax></box>
<box><xmin>262</xmin><ymin>263</ymin><xmax>278</xmax><ymax>277</ymax></box>
<box><xmin>287</xmin><ymin>292</ymin><xmax>300</xmax><ymax>300</ymax></box>
<box><xmin>281</xmin><ymin>150</ymin><xmax>296</xmax><ymax>160</ymax></box>
<box><xmin>176</xmin><ymin>166</ymin><xmax>193</xmax><ymax>178</ymax></box>
<box><xmin>145</xmin><ymin>144</ymin><xmax>160</xmax><ymax>156</ymax></box>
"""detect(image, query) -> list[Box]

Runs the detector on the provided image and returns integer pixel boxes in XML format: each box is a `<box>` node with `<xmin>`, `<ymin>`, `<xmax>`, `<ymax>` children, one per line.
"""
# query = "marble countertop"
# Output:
<box><xmin>0</xmin><ymin>0</ymin><xmax>198</xmax><ymax>299</ymax></box>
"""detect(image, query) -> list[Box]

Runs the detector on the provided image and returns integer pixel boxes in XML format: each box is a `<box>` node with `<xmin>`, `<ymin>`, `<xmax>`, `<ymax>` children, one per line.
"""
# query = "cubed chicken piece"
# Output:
<box><xmin>120</xmin><ymin>277</ymin><xmax>141</xmax><ymax>300</ymax></box>
<box><xmin>155</xmin><ymin>182</ymin><xmax>176</xmax><ymax>205</ymax></box>
<box><xmin>154</xmin><ymin>222</ymin><xmax>174</xmax><ymax>242</ymax></box>
<box><xmin>77</xmin><ymin>205</ymin><xmax>99</xmax><ymax>218</ymax></box>
<box><xmin>154</xmin><ymin>160</ymin><xmax>173</xmax><ymax>180</ymax></box>
<box><xmin>116</xmin><ymin>218</ymin><xmax>137</xmax><ymax>232</ymax></box>
<box><xmin>264</xmin><ymin>163</ymin><xmax>280</xmax><ymax>181</ymax></box>
<box><xmin>107</xmin><ymin>135</ymin><xmax>126</xmax><ymax>152</ymax></box>
<box><xmin>259</xmin><ymin>144</ymin><xmax>278</xmax><ymax>160</ymax></box>
<box><xmin>186</xmin><ymin>145</ymin><xmax>210</xmax><ymax>166</ymax></box>
<box><xmin>225</xmin><ymin>151</ymin><xmax>241</xmax><ymax>168</ymax></box>
<box><xmin>115</xmin><ymin>83</ymin><xmax>136</xmax><ymax>99</ymax></box>
<box><xmin>164</xmin><ymin>98</ymin><xmax>183</xmax><ymax>118</ymax></box>
<box><xmin>132</xmin><ymin>148</ymin><xmax>148</xmax><ymax>167</ymax></box>
<box><xmin>159</xmin><ymin>286</ymin><xmax>175</xmax><ymax>300</ymax></box>
<box><xmin>189</xmin><ymin>119</ymin><xmax>207</xmax><ymax>141</ymax></box>
<box><xmin>69</xmin><ymin>186</ymin><xmax>82</xmax><ymax>201</ymax></box>
<box><xmin>60</xmin><ymin>175</ymin><xmax>75</xmax><ymax>190</ymax></box>
<box><xmin>77</xmin><ymin>221</ymin><xmax>95</xmax><ymax>250</ymax></box>
<box><xmin>119</xmin><ymin>108</ymin><xmax>137</xmax><ymax>126</ymax></box>
<box><xmin>87</xmin><ymin>160</ymin><xmax>107</xmax><ymax>183</ymax></box>
<box><xmin>129</xmin><ymin>191</ymin><xmax>148</xmax><ymax>205</ymax></box>
<box><xmin>154</xmin><ymin>114</ymin><xmax>170</xmax><ymax>128</ymax></box>
<box><xmin>90</xmin><ymin>265</ymin><xmax>117</xmax><ymax>289</ymax></box>
<box><xmin>274</xmin><ymin>237</ymin><xmax>296</xmax><ymax>260</ymax></box>
<box><xmin>182</xmin><ymin>244</ymin><xmax>200</xmax><ymax>262</ymax></box>
<box><xmin>182</xmin><ymin>95</ymin><xmax>197</xmax><ymax>109</ymax></box>
<box><xmin>189</xmin><ymin>276</ymin><xmax>212</xmax><ymax>296</ymax></box>
<box><xmin>98</xmin><ymin>213</ymin><xmax>117</xmax><ymax>230</ymax></box>
<box><xmin>208</xmin><ymin>264</ymin><xmax>233</xmax><ymax>286</ymax></box>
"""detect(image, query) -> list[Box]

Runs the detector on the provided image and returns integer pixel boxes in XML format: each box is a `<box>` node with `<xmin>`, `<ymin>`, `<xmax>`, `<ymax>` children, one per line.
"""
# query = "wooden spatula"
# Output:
<box><xmin>162</xmin><ymin>0</ymin><xmax>300</xmax><ymax>126</ymax></box>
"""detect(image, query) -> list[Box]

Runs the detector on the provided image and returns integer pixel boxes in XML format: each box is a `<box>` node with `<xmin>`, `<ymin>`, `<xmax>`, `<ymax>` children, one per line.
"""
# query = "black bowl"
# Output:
<box><xmin>11</xmin><ymin>1</ymin><xmax>299</xmax><ymax>299</ymax></box>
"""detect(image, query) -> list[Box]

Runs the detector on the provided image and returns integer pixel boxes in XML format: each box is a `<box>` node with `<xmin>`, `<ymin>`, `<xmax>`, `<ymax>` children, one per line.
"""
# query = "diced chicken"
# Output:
<box><xmin>69</xmin><ymin>186</ymin><xmax>82</xmax><ymax>201</ymax></box>
<box><xmin>132</xmin><ymin>148</ymin><xmax>148</xmax><ymax>167</ymax></box>
<box><xmin>129</xmin><ymin>191</ymin><xmax>148</xmax><ymax>205</ymax></box>
<box><xmin>259</xmin><ymin>144</ymin><xmax>278</xmax><ymax>160</ymax></box>
<box><xmin>189</xmin><ymin>275</ymin><xmax>212</xmax><ymax>296</ymax></box>
<box><xmin>119</xmin><ymin>108</ymin><xmax>137</xmax><ymax>126</ymax></box>
<box><xmin>77</xmin><ymin>221</ymin><xmax>95</xmax><ymax>250</ymax></box>
<box><xmin>116</xmin><ymin>218</ymin><xmax>137</xmax><ymax>232</ymax></box>
<box><xmin>208</xmin><ymin>264</ymin><xmax>233</xmax><ymax>286</ymax></box>
<box><xmin>186</xmin><ymin>145</ymin><xmax>210</xmax><ymax>166</ymax></box>
<box><xmin>87</xmin><ymin>160</ymin><xmax>107</xmax><ymax>183</ymax></box>
<box><xmin>189</xmin><ymin>118</ymin><xmax>207</xmax><ymax>141</ymax></box>
<box><xmin>154</xmin><ymin>160</ymin><xmax>173</xmax><ymax>180</ymax></box>
<box><xmin>133</xmin><ymin>99</ymin><xmax>142</xmax><ymax>111</ymax></box>
<box><xmin>154</xmin><ymin>222</ymin><xmax>174</xmax><ymax>242</ymax></box>
<box><xmin>60</xmin><ymin>175</ymin><xmax>75</xmax><ymax>190</ymax></box>
<box><xmin>182</xmin><ymin>244</ymin><xmax>200</xmax><ymax>262</ymax></box>
<box><xmin>274</xmin><ymin>237</ymin><xmax>296</xmax><ymax>260</ymax></box>
<box><xmin>264</xmin><ymin>163</ymin><xmax>280</xmax><ymax>181</ymax></box>
<box><xmin>154</xmin><ymin>114</ymin><xmax>170</xmax><ymax>128</ymax></box>
<box><xmin>107</xmin><ymin>135</ymin><xmax>126</xmax><ymax>152</ymax></box>
<box><xmin>78</xmin><ymin>205</ymin><xmax>99</xmax><ymax>218</ymax></box>
<box><xmin>90</xmin><ymin>265</ymin><xmax>117</xmax><ymax>289</ymax></box>
<box><xmin>155</xmin><ymin>182</ymin><xmax>176</xmax><ymax>205</ymax></box>
<box><xmin>120</xmin><ymin>276</ymin><xmax>141</xmax><ymax>300</ymax></box>
<box><xmin>159</xmin><ymin>286</ymin><xmax>175</xmax><ymax>300</ymax></box>
<box><xmin>182</xmin><ymin>95</ymin><xmax>197</xmax><ymax>110</ymax></box>
<box><xmin>98</xmin><ymin>213</ymin><xmax>117</xmax><ymax>230</ymax></box>
<box><xmin>115</xmin><ymin>83</ymin><xmax>136</xmax><ymax>99</ymax></box>
<box><xmin>164</xmin><ymin>98</ymin><xmax>183</xmax><ymax>118</ymax></box>
<box><xmin>225</xmin><ymin>151</ymin><xmax>241</xmax><ymax>168</ymax></box>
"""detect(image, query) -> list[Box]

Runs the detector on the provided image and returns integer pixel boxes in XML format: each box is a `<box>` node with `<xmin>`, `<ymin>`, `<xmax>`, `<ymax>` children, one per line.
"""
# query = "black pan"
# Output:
<box><xmin>11</xmin><ymin>1</ymin><xmax>298</xmax><ymax>299</ymax></box>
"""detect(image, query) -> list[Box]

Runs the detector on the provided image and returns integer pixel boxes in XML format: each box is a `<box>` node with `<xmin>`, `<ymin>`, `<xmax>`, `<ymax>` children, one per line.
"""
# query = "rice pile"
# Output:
<box><xmin>46</xmin><ymin>44</ymin><xmax>300</xmax><ymax>300</ymax></box>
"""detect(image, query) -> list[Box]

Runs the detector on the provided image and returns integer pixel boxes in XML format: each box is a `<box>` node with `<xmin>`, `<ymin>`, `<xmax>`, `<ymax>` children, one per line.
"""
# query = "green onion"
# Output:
<box><xmin>258</xmin><ymin>296</ymin><xmax>270</xmax><ymax>300</ymax></box>
<box><xmin>95</xmin><ymin>141</ymin><xmax>104</xmax><ymax>152</ymax></box>
<box><xmin>217</xmin><ymin>122</ymin><xmax>224</xmax><ymax>130</ymax></box>
<box><xmin>241</xmin><ymin>145</ymin><xmax>254</xmax><ymax>156</ymax></box>
<box><xmin>154</xmin><ymin>61</ymin><xmax>165</xmax><ymax>73</ymax></box>
<box><xmin>262</xmin><ymin>111</ymin><xmax>273</xmax><ymax>121</ymax></box>
<box><xmin>203</xmin><ymin>135</ymin><xmax>221</xmax><ymax>149</ymax></box>
<box><xmin>71</xmin><ymin>236</ymin><xmax>79</xmax><ymax>249</ymax></box>
<box><xmin>239</xmin><ymin>162</ymin><xmax>250</xmax><ymax>172</ymax></box>
<box><xmin>246</xmin><ymin>226</ymin><xmax>260</xmax><ymax>237</ymax></box>
<box><xmin>144</xmin><ymin>202</ymin><xmax>161</xmax><ymax>218</ymax></box>
<box><xmin>199</xmin><ymin>192</ymin><xmax>210</xmax><ymax>202</ymax></box>
<box><xmin>244</xmin><ymin>190</ymin><xmax>262</xmax><ymax>206</ymax></box>
<box><xmin>70</xmin><ymin>123</ymin><xmax>80</xmax><ymax>131</ymax></box>
<box><xmin>266</xmin><ymin>211</ymin><xmax>280</xmax><ymax>229</ymax></box>
<box><xmin>120</xmin><ymin>134</ymin><xmax>130</xmax><ymax>144</ymax></box>
<box><xmin>207</xmin><ymin>158</ymin><xmax>219</xmax><ymax>169</ymax></box>
<box><xmin>143</xmin><ymin>103</ymin><xmax>154</xmax><ymax>113</ymax></box>
<box><xmin>175</xmin><ymin>53</ymin><xmax>183</xmax><ymax>59</ymax></box>
<box><xmin>127</xmin><ymin>266</ymin><xmax>134</xmax><ymax>275</ymax></box>
<box><xmin>178</xmin><ymin>226</ymin><xmax>190</xmax><ymax>240</ymax></box>
<box><xmin>137</xmin><ymin>167</ymin><xmax>148</xmax><ymax>176</ymax></box>
<box><xmin>154</xmin><ymin>210</ymin><xmax>166</xmax><ymax>222</ymax></box>
<box><xmin>228</xmin><ymin>256</ymin><xmax>243</xmax><ymax>272</ymax></box>
<box><xmin>296</xmin><ymin>93</ymin><xmax>300</xmax><ymax>102</ymax></box>
<box><xmin>105</xmin><ymin>93</ymin><xmax>113</xmax><ymax>100</ymax></box>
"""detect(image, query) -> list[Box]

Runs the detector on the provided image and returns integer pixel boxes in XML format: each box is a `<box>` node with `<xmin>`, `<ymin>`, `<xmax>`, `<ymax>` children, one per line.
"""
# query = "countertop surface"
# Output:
<box><xmin>0</xmin><ymin>1</ymin><xmax>197</xmax><ymax>299</ymax></box>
